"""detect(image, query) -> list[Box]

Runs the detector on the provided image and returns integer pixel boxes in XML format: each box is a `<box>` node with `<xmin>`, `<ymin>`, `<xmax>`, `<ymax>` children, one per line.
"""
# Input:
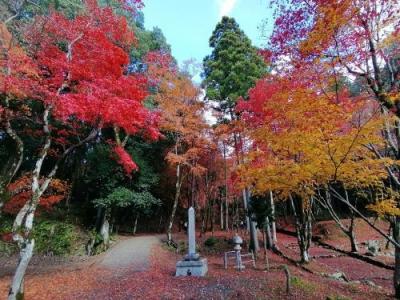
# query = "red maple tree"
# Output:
<box><xmin>6</xmin><ymin>1</ymin><xmax>160</xmax><ymax>298</ymax></box>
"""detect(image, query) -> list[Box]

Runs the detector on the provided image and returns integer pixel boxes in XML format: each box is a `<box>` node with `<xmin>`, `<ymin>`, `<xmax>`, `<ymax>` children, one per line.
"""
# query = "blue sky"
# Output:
<box><xmin>142</xmin><ymin>0</ymin><xmax>273</xmax><ymax>77</ymax></box>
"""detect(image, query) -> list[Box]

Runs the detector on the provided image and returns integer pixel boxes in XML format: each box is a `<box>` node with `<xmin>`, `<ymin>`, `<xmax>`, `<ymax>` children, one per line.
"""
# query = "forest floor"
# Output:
<box><xmin>0</xmin><ymin>221</ymin><xmax>396</xmax><ymax>299</ymax></box>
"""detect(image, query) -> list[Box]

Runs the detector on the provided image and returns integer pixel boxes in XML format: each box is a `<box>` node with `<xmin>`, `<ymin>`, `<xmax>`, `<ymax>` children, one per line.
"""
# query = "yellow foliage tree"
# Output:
<box><xmin>237</xmin><ymin>71</ymin><xmax>392</xmax><ymax>260</ymax></box>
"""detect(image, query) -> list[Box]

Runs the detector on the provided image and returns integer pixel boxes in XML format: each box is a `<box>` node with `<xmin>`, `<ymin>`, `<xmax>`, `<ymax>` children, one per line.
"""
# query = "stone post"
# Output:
<box><xmin>186</xmin><ymin>207</ymin><xmax>199</xmax><ymax>260</ymax></box>
<box><xmin>176</xmin><ymin>207</ymin><xmax>207</xmax><ymax>276</ymax></box>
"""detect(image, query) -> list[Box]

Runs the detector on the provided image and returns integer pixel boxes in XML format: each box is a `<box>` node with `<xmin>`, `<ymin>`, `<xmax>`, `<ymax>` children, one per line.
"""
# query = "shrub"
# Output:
<box><xmin>32</xmin><ymin>220</ymin><xmax>79</xmax><ymax>256</ymax></box>
<box><xmin>177</xmin><ymin>241</ymin><xmax>187</xmax><ymax>254</ymax></box>
<box><xmin>0</xmin><ymin>240</ymin><xmax>17</xmax><ymax>256</ymax></box>
<box><xmin>326</xmin><ymin>296</ymin><xmax>351</xmax><ymax>300</ymax></box>
<box><xmin>0</xmin><ymin>217</ymin><xmax>13</xmax><ymax>235</ymax></box>
<box><xmin>0</xmin><ymin>217</ymin><xmax>84</xmax><ymax>256</ymax></box>
<box><xmin>290</xmin><ymin>276</ymin><xmax>316</xmax><ymax>293</ymax></box>
<box><xmin>204</xmin><ymin>237</ymin><xmax>219</xmax><ymax>247</ymax></box>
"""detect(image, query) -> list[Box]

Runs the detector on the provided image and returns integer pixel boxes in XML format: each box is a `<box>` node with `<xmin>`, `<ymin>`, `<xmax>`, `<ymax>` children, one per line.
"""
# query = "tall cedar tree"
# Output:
<box><xmin>202</xmin><ymin>16</ymin><xmax>266</xmax><ymax>115</ymax></box>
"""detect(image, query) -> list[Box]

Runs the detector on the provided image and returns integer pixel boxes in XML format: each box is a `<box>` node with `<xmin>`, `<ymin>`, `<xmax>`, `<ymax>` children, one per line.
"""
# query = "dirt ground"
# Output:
<box><xmin>0</xmin><ymin>221</ymin><xmax>396</xmax><ymax>299</ymax></box>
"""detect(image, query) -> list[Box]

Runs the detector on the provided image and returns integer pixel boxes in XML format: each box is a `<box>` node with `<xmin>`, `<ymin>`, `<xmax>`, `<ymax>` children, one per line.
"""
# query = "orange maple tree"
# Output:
<box><xmin>154</xmin><ymin>70</ymin><xmax>209</xmax><ymax>243</ymax></box>
<box><xmin>3</xmin><ymin>174</ymin><xmax>69</xmax><ymax>215</ymax></box>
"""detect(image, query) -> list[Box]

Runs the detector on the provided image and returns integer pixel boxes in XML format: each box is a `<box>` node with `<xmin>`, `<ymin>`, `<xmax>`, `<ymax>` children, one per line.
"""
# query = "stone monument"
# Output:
<box><xmin>176</xmin><ymin>207</ymin><xmax>208</xmax><ymax>276</ymax></box>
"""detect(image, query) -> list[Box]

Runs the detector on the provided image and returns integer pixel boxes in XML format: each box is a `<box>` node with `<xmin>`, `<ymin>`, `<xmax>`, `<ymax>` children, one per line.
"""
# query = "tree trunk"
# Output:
<box><xmin>235</xmin><ymin>199</ymin><xmax>240</xmax><ymax>232</ymax></box>
<box><xmin>202</xmin><ymin>210</ymin><xmax>206</xmax><ymax>235</ymax></box>
<box><xmin>201</xmin><ymin>208</ymin><xmax>206</xmax><ymax>236</ymax></box>
<box><xmin>158</xmin><ymin>215</ymin><xmax>163</xmax><ymax>233</ymax></box>
<box><xmin>348</xmin><ymin>212</ymin><xmax>359</xmax><ymax>252</ymax></box>
<box><xmin>95</xmin><ymin>207</ymin><xmax>104</xmax><ymax>232</ymax></box>
<box><xmin>9</xmin><ymin>106</ymin><xmax>53</xmax><ymax>299</ymax></box>
<box><xmin>167</xmin><ymin>139</ymin><xmax>183</xmax><ymax>244</ymax></box>
<box><xmin>242</xmin><ymin>189</ymin><xmax>250</xmax><ymax>232</ymax></box>
<box><xmin>0</xmin><ymin>182</ymin><xmax>8</xmax><ymax>217</ymax></box>
<box><xmin>206</xmin><ymin>200</ymin><xmax>212</xmax><ymax>233</ymax></box>
<box><xmin>301</xmin><ymin>248</ymin><xmax>310</xmax><ymax>264</ymax></box>
<box><xmin>0</xmin><ymin>109</ymin><xmax>24</xmax><ymax>216</ymax></box>
<box><xmin>250</xmin><ymin>219</ymin><xmax>259</xmax><ymax>253</ymax></box>
<box><xmin>306</xmin><ymin>209</ymin><xmax>312</xmax><ymax>259</ymax></box>
<box><xmin>167</xmin><ymin>164</ymin><xmax>181</xmax><ymax>243</ymax></box>
<box><xmin>246</xmin><ymin>189</ymin><xmax>259</xmax><ymax>253</ymax></box>
<box><xmin>210</xmin><ymin>199</ymin><xmax>214</xmax><ymax>235</ymax></box>
<box><xmin>133</xmin><ymin>214</ymin><xmax>138</xmax><ymax>235</ymax></box>
<box><xmin>289</xmin><ymin>195</ymin><xmax>311</xmax><ymax>263</ymax></box>
<box><xmin>167</xmin><ymin>191</ymin><xmax>179</xmax><ymax>243</ymax></box>
<box><xmin>225</xmin><ymin>200</ymin><xmax>229</xmax><ymax>232</ymax></box>
<box><xmin>8</xmin><ymin>239</ymin><xmax>34</xmax><ymax>300</ymax></box>
<box><xmin>220</xmin><ymin>199</ymin><xmax>224</xmax><ymax>230</ymax></box>
<box><xmin>262</xmin><ymin>229</ymin><xmax>267</xmax><ymax>262</ymax></box>
<box><xmin>223</xmin><ymin>142</ymin><xmax>229</xmax><ymax>231</ymax></box>
<box><xmin>321</xmin><ymin>188</ymin><xmax>359</xmax><ymax>253</ymax></box>
<box><xmin>348</xmin><ymin>230</ymin><xmax>359</xmax><ymax>253</ymax></box>
<box><xmin>387</xmin><ymin>221</ymin><xmax>394</xmax><ymax>250</ymax></box>
<box><xmin>100</xmin><ymin>219</ymin><xmax>110</xmax><ymax>249</ymax></box>
<box><xmin>270</xmin><ymin>191</ymin><xmax>277</xmax><ymax>242</ymax></box>
<box><xmin>265</xmin><ymin>217</ymin><xmax>273</xmax><ymax>249</ymax></box>
<box><xmin>394</xmin><ymin>216</ymin><xmax>400</xmax><ymax>298</ymax></box>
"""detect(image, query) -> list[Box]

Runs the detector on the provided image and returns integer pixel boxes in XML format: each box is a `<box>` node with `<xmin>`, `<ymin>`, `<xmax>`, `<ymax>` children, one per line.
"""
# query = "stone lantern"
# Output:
<box><xmin>233</xmin><ymin>234</ymin><xmax>245</xmax><ymax>271</ymax></box>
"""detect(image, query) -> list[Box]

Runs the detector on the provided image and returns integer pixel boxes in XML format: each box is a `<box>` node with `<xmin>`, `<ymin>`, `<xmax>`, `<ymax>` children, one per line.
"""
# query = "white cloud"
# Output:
<box><xmin>216</xmin><ymin>0</ymin><xmax>238</xmax><ymax>18</ymax></box>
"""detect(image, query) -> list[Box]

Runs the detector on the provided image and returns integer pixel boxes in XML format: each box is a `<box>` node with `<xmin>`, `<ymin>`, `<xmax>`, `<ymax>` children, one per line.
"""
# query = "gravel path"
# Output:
<box><xmin>99</xmin><ymin>235</ymin><xmax>161</xmax><ymax>273</ymax></box>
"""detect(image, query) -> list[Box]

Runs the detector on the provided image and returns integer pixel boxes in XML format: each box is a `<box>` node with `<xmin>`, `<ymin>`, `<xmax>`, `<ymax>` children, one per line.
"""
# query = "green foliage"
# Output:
<box><xmin>32</xmin><ymin>220</ymin><xmax>79</xmax><ymax>255</ymax></box>
<box><xmin>93</xmin><ymin>187</ymin><xmax>161</xmax><ymax>217</ymax></box>
<box><xmin>0</xmin><ymin>240</ymin><xmax>17</xmax><ymax>256</ymax></box>
<box><xmin>0</xmin><ymin>216</ymin><xmax>16</xmax><ymax>256</ymax></box>
<box><xmin>84</xmin><ymin>144</ymin><xmax>125</xmax><ymax>198</ymax></box>
<box><xmin>86</xmin><ymin>228</ymin><xmax>111</xmax><ymax>255</ymax></box>
<box><xmin>177</xmin><ymin>241</ymin><xmax>187</xmax><ymax>254</ymax></box>
<box><xmin>93</xmin><ymin>187</ymin><xmax>136</xmax><ymax>209</ymax></box>
<box><xmin>0</xmin><ymin>216</ymin><xmax>13</xmax><ymax>235</ymax></box>
<box><xmin>130</xmin><ymin>25</ymin><xmax>172</xmax><ymax>73</ymax></box>
<box><xmin>202</xmin><ymin>16</ymin><xmax>266</xmax><ymax>112</ymax></box>
<box><xmin>290</xmin><ymin>276</ymin><xmax>316</xmax><ymax>293</ymax></box>
<box><xmin>36</xmin><ymin>0</ymin><xmax>84</xmax><ymax>18</ymax></box>
<box><xmin>202</xmin><ymin>237</ymin><xmax>231</xmax><ymax>254</ymax></box>
<box><xmin>326</xmin><ymin>296</ymin><xmax>352</xmax><ymax>300</ymax></box>
<box><xmin>3</xmin><ymin>0</ymin><xmax>84</xmax><ymax>26</ymax></box>
<box><xmin>131</xmin><ymin>191</ymin><xmax>162</xmax><ymax>215</ymax></box>
<box><xmin>133</xmin><ymin>27</ymin><xmax>171</xmax><ymax>59</ymax></box>
<box><xmin>88</xmin><ymin>139</ymin><xmax>163</xmax><ymax>221</ymax></box>
<box><xmin>94</xmin><ymin>187</ymin><xmax>161</xmax><ymax>210</ymax></box>
<box><xmin>204</xmin><ymin>236</ymin><xmax>219</xmax><ymax>247</ymax></box>
<box><xmin>249</xmin><ymin>196</ymin><xmax>273</xmax><ymax>231</ymax></box>
<box><xmin>127</xmin><ymin>140</ymin><xmax>160</xmax><ymax>191</ymax></box>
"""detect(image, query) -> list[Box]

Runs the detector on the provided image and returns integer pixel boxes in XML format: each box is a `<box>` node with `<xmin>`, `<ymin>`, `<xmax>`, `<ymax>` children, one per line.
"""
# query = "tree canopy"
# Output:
<box><xmin>202</xmin><ymin>16</ymin><xmax>267</xmax><ymax>115</ymax></box>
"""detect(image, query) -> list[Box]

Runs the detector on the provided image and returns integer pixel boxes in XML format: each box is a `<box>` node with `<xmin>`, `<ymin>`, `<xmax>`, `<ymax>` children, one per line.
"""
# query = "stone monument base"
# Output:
<box><xmin>175</xmin><ymin>258</ymin><xmax>208</xmax><ymax>277</ymax></box>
